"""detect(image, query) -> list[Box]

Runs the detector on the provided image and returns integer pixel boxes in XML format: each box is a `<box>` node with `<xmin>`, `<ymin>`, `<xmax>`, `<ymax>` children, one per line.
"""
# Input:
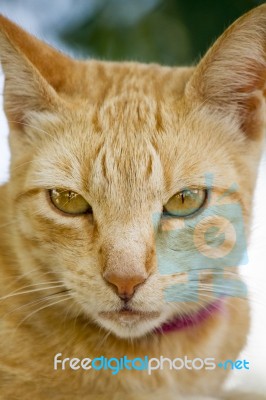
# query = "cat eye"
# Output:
<box><xmin>164</xmin><ymin>189</ymin><xmax>207</xmax><ymax>217</ymax></box>
<box><xmin>49</xmin><ymin>189</ymin><xmax>92</xmax><ymax>215</ymax></box>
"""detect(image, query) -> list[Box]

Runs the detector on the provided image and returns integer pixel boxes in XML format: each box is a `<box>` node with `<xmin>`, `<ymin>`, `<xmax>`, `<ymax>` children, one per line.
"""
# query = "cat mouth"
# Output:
<box><xmin>97</xmin><ymin>300</ymin><xmax>224</xmax><ymax>337</ymax></box>
<box><xmin>99</xmin><ymin>307</ymin><xmax>160</xmax><ymax>321</ymax></box>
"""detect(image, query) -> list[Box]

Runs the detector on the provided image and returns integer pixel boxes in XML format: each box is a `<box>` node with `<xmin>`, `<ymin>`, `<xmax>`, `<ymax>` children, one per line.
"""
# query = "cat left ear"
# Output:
<box><xmin>186</xmin><ymin>5</ymin><xmax>266</xmax><ymax>140</ymax></box>
<box><xmin>0</xmin><ymin>15</ymin><xmax>75</xmax><ymax>126</ymax></box>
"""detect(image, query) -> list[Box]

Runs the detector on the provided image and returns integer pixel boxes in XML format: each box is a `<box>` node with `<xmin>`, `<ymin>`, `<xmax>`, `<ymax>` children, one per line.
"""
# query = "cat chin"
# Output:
<box><xmin>96</xmin><ymin>313</ymin><xmax>166</xmax><ymax>339</ymax></box>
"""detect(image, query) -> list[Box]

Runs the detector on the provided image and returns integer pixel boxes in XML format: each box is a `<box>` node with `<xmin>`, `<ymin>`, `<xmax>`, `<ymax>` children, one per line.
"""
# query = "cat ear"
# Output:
<box><xmin>0</xmin><ymin>15</ymin><xmax>75</xmax><ymax>125</ymax></box>
<box><xmin>186</xmin><ymin>5</ymin><xmax>266</xmax><ymax>139</ymax></box>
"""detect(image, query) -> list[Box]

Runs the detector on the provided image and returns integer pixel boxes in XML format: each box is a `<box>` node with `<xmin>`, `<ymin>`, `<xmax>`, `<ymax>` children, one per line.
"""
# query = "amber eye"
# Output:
<box><xmin>49</xmin><ymin>189</ymin><xmax>92</xmax><ymax>215</ymax></box>
<box><xmin>164</xmin><ymin>189</ymin><xmax>207</xmax><ymax>217</ymax></box>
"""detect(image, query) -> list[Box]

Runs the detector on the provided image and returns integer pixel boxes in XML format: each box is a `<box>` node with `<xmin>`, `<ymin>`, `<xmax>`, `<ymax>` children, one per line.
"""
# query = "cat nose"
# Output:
<box><xmin>103</xmin><ymin>272</ymin><xmax>147</xmax><ymax>300</ymax></box>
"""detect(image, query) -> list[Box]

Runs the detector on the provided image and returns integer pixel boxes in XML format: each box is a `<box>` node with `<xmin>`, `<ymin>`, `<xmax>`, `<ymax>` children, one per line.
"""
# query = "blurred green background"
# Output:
<box><xmin>61</xmin><ymin>0</ymin><xmax>265</xmax><ymax>66</ymax></box>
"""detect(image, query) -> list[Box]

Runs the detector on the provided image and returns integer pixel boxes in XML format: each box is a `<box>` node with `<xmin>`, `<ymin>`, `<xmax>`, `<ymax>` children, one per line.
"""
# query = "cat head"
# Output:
<box><xmin>0</xmin><ymin>6</ymin><xmax>265</xmax><ymax>339</ymax></box>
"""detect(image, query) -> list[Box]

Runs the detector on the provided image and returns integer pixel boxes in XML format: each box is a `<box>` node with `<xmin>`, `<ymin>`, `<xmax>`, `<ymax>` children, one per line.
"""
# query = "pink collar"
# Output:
<box><xmin>156</xmin><ymin>299</ymin><xmax>224</xmax><ymax>334</ymax></box>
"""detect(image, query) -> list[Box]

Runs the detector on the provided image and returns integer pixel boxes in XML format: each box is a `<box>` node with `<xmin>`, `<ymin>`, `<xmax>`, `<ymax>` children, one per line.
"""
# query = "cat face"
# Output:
<box><xmin>10</xmin><ymin>97</ymin><xmax>247</xmax><ymax>338</ymax></box>
<box><xmin>0</xmin><ymin>7</ymin><xmax>265</xmax><ymax>338</ymax></box>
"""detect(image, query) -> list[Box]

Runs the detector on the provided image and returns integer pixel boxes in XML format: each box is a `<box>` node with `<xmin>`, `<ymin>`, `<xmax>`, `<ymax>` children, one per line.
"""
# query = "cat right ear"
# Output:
<box><xmin>0</xmin><ymin>15</ymin><xmax>74</xmax><ymax>127</ymax></box>
<box><xmin>185</xmin><ymin>5</ymin><xmax>266</xmax><ymax>140</ymax></box>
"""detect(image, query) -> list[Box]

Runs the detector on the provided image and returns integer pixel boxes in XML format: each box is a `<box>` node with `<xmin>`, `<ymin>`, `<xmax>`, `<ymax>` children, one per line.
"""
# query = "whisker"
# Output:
<box><xmin>2</xmin><ymin>269</ymin><xmax>60</xmax><ymax>293</ymax></box>
<box><xmin>0</xmin><ymin>284</ymin><xmax>66</xmax><ymax>302</ymax></box>
<box><xmin>15</xmin><ymin>294</ymin><xmax>71</xmax><ymax>330</ymax></box>
<box><xmin>2</xmin><ymin>289</ymin><xmax>71</xmax><ymax>319</ymax></box>
<box><xmin>5</xmin><ymin>280</ymin><xmax>65</xmax><ymax>295</ymax></box>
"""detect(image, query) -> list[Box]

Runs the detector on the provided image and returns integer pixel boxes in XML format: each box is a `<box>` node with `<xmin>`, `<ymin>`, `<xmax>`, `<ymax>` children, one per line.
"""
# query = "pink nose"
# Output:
<box><xmin>103</xmin><ymin>272</ymin><xmax>147</xmax><ymax>300</ymax></box>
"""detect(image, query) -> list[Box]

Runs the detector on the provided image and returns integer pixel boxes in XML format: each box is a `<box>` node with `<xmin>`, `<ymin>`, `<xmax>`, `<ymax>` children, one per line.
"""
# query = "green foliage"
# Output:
<box><xmin>61</xmin><ymin>0</ymin><xmax>264</xmax><ymax>65</ymax></box>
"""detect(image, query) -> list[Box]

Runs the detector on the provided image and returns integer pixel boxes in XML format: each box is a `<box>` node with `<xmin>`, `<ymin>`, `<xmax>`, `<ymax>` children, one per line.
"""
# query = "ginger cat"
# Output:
<box><xmin>0</xmin><ymin>5</ymin><xmax>266</xmax><ymax>400</ymax></box>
